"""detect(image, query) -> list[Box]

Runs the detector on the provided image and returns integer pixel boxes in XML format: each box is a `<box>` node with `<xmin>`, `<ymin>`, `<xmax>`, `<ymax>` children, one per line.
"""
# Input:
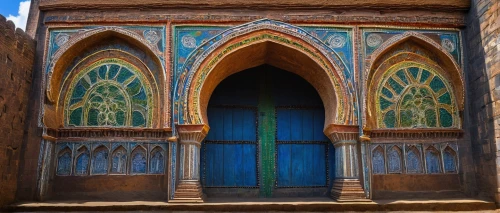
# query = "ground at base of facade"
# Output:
<box><xmin>3</xmin><ymin>198</ymin><xmax>495</xmax><ymax>212</ymax></box>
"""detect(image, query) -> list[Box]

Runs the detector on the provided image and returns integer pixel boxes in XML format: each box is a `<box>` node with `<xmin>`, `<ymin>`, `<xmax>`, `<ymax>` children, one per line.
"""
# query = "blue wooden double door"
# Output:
<box><xmin>201</xmin><ymin>65</ymin><xmax>335</xmax><ymax>197</ymax></box>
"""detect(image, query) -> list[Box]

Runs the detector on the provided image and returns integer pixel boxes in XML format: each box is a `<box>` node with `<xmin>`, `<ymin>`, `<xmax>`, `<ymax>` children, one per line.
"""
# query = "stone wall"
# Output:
<box><xmin>466</xmin><ymin>0</ymin><xmax>500</xmax><ymax>203</ymax></box>
<box><xmin>0</xmin><ymin>15</ymin><xmax>36</xmax><ymax>206</ymax></box>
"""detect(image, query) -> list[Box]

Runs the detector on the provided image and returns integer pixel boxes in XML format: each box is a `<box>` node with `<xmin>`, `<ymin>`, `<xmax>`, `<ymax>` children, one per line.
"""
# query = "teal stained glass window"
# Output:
<box><xmin>65</xmin><ymin>58</ymin><xmax>153</xmax><ymax>127</ymax></box>
<box><xmin>376</xmin><ymin>63</ymin><xmax>458</xmax><ymax>128</ymax></box>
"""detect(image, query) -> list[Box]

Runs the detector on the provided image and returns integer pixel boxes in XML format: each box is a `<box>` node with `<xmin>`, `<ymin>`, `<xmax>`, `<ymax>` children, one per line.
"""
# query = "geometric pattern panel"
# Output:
<box><xmin>65</xmin><ymin>58</ymin><xmax>153</xmax><ymax>127</ymax></box>
<box><xmin>55</xmin><ymin>142</ymin><xmax>167</xmax><ymax>176</ymax></box>
<box><xmin>370</xmin><ymin>142</ymin><xmax>458</xmax><ymax>175</ymax></box>
<box><xmin>377</xmin><ymin>62</ymin><xmax>458</xmax><ymax>128</ymax></box>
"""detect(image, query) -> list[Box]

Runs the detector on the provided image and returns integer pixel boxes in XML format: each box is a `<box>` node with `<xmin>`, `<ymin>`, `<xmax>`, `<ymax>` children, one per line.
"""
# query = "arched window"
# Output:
<box><xmin>425</xmin><ymin>146</ymin><xmax>442</xmax><ymax>174</ymax></box>
<box><xmin>74</xmin><ymin>146</ymin><xmax>90</xmax><ymax>176</ymax></box>
<box><xmin>149</xmin><ymin>146</ymin><xmax>165</xmax><ymax>174</ymax></box>
<box><xmin>387</xmin><ymin>145</ymin><xmax>403</xmax><ymax>173</ymax></box>
<box><xmin>131</xmin><ymin>146</ymin><xmax>147</xmax><ymax>174</ymax></box>
<box><xmin>406</xmin><ymin>146</ymin><xmax>423</xmax><ymax>173</ymax></box>
<box><xmin>372</xmin><ymin>146</ymin><xmax>385</xmax><ymax>174</ymax></box>
<box><xmin>111</xmin><ymin>146</ymin><xmax>127</xmax><ymax>174</ymax></box>
<box><xmin>92</xmin><ymin>146</ymin><xmax>109</xmax><ymax>175</ymax></box>
<box><xmin>376</xmin><ymin>62</ymin><xmax>458</xmax><ymax>128</ymax></box>
<box><xmin>56</xmin><ymin>147</ymin><xmax>72</xmax><ymax>176</ymax></box>
<box><xmin>65</xmin><ymin>58</ymin><xmax>153</xmax><ymax>127</ymax></box>
<box><xmin>443</xmin><ymin>146</ymin><xmax>458</xmax><ymax>173</ymax></box>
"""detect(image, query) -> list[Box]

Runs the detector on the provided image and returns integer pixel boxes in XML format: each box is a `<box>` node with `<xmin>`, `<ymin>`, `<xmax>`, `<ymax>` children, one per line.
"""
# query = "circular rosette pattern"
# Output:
<box><xmin>377</xmin><ymin>63</ymin><xmax>457</xmax><ymax>128</ymax></box>
<box><xmin>65</xmin><ymin>58</ymin><xmax>153</xmax><ymax>127</ymax></box>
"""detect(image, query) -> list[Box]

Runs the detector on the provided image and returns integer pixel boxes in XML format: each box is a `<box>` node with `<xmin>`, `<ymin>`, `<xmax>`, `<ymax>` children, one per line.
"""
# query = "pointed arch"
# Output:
<box><xmin>387</xmin><ymin>145</ymin><xmax>403</xmax><ymax>173</ymax></box>
<box><xmin>130</xmin><ymin>145</ymin><xmax>147</xmax><ymax>174</ymax></box>
<box><xmin>372</xmin><ymin>145</ymin><xmax>386</xmax><ymax>174</ymax></box>
<box><xmin>425</xmin><ymin>145</ymin><xmax>442</xmax><ymax>174</ymax></box>
<box><xmin>111</xmin><ymin>145</ymin><xmax>128</xmax><ymax>174</ymax></box>
<box><xmin>443</xmin><ymin>146</ymin><xmax>458</xmax><ymax>173</ymax></box>
<box><xmin>74</xmin><ymin>145</ymin><xmax>90</xmax><ymax>176</ymax></box>
<box><xmin>56</xmin><ymin>146</ymin><xmax>72</xmax><ymax>176</ymax></box>
<box><xmin>174</xmin><ymin>19</ymin><xmax>354</xmax><ymax>128</ymax></box>
<box><xmin>43</xmin><ymin>27</ymin><xmax>165</xmax><ymax>128</ymax></box>
<box><xmin>365</xmin><ymin>31</ymin><xmax>464</xmax><ymax>130</ymax></box>
<box><xmin>406</xmin><ymin>145</ymin><xmax>423</xmax><ymax>174</ymax></box>
<box><xmin>149</xmin><ymin>146</ymin><xmax>165</xmax><ymax>174</ymax></box>
<box><xmin>92</xmin><ymin>145</ymin><xmax>109</xmax><ymax>175</ymax></box>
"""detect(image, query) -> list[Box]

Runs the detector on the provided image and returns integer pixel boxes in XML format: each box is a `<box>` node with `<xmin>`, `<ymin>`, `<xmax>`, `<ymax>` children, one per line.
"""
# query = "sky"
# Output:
<box><xmin>1</xmin><ymin>0</ymin><xmax>31</xmax><ymax>30</ymax></box>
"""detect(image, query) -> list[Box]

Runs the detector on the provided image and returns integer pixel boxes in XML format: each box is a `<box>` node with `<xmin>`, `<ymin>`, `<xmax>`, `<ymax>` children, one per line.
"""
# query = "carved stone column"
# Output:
<box><xmin>171</xmin><ymin>124</ymin><xmax>209</xmax><ymax>202</ymax></box>
<box><xmin>324</xmin><ymin>124</ymin><xmax>368</xmax><ymax>202</ymax></box>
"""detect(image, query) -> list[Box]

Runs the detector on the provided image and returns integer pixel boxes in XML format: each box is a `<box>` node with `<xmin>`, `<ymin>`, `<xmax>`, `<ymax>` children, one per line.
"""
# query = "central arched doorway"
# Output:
<box><xmin>201</xmin><ymin>64</ymin><xmax>335</xmax><ymax>198</ymax></box>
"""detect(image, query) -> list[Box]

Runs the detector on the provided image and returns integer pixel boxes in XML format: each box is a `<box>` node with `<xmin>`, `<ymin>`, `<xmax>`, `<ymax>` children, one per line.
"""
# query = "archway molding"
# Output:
<box><xmin>43</xmin><ymin>27</ymin><xmax>165</xmax><ymax>128</ymax></box>
<box><xmin>175</xmin><ymin>19</ymin><xmax>355</xmax><ymax>128</ymax></box>
<box><xmin>364</xmin><ymin>31</ymin><xmax>465</xmax><ymax>130</ymax></box>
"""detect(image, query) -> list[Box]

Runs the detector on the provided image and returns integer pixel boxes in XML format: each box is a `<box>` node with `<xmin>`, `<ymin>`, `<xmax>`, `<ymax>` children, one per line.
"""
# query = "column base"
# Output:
<box><xmin>170</xmin><ymin>181</ymin><xmax>205</xmax><ymax>203</ymax></box>
<box><xmin>331</xmin><ymin>179</ymin><xmax>370</xmax><ymax>202</ymax></box>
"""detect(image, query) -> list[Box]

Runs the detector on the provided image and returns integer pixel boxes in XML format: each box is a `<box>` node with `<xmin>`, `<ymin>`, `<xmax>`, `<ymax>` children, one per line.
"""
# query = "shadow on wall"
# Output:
<box><xmin>465</xmin><ymin>0</ymin><xmax>500</xmax><ymax>202</ymax></box>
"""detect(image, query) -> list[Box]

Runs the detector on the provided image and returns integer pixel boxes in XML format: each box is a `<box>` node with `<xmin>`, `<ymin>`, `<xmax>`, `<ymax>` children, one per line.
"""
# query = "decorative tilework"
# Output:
<box><xmin>376</xmin><ymin>62</ymin><xmax>458</xmax><ymax>129</ymax></box>
<box><xmin>55</xmin><ymin>142</ymin><xmax>167</xmax><ymax>176</ymax></box>
<box><xmin>65</xmin><ymin>58</ymin><xmax>154</xmax><ymax>127</ymax></box>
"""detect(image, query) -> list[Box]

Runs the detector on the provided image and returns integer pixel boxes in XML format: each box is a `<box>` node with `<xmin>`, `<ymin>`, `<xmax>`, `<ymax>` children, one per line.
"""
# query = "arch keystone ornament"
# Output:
<box><xmin>324</xmin><ymin>124</ymin><xmax>368</xmax><ymax>201</ymax></box>
<box><xmin>171</xmin><ymin>124</ymin><xmax>209</xmax><ymax>202</ymax></box>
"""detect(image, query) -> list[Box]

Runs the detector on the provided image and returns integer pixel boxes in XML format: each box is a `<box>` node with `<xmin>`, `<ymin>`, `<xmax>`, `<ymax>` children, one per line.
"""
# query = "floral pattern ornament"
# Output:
<box><xmin>376</xmin><ymin>62</ymin><xmax>458</xmax><ymax>128</ymax></box>
<box><xmin>65</xmin><ymin>58</ymin><xmax>153</xmax><ymax>127</ymax></box>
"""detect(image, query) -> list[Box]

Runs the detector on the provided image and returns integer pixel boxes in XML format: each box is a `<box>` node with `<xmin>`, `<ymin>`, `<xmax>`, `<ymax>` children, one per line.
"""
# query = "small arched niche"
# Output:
<box><xmin>149</xmin><ymin>146</ymin><xmax>165</xmax><ymax>174</ymax></box>
<box><xmin>56</xmin><ymin>147</ymin><xmax>72</xmax><ymax>176</ymax></box>
<box><xmin>110</xmin><ymin>145</ymin><xmax>128</xmax><ymax>174</ymax></box>
<box><xmin>387</xmin><ymin>145</ymin><xmax>403</xmax><ymax>174</ymax></box>
<box><xmin>372</xmin><ymin>145</ymin><xmax>386</xmax><ymax>174</ymax></box>
<box><xmin>74</xmin><ymin>146</ymin><xmax>90</xmax><ymax>176</ymax></box>
<box><xmin>92</xmin><ymin>145</ymin><xmax>109</xmax><ymax>175</ymax></box>
<box><xmin>425</xmin><ymin>145</ymin><xmax>442</xmax><ymax>174</ymax></box>
<box><xmin>443</xmin><ymin>146</ymin><xmax>458</xmax><ymax>173</ymax></box>
<box><xmin>406</xmin><ymin>145</ymin><xmax>423</xmax><ymax>174</ymax></box>
<box><xmin>130</xmin><ymin>145</ymin><xmax>147</xmax><ymax>174</ymax></box>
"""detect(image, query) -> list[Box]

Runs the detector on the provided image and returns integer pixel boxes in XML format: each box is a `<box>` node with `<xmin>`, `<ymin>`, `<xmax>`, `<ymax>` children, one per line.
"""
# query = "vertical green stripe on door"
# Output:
<box><xmin>258</xmin><ymin>70</ymin><xmax>276</xmax><ymax>197</ymax></box>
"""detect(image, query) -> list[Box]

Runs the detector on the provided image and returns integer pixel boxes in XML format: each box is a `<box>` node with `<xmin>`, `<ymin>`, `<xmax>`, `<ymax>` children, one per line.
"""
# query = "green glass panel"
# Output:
<box><xmin>69</xmin><ymin>107</ymin><xmax>83</xmax><ymax>126</ymax></box>
<box><xmin>72</xmin><ymin>82</ymin><xmax>87</xmax><ymax>99</ymax></box>
<box><xmin>383</xmin><ymin>110</ymin><xmax>396</xmax><ymax>128</ymax></box>
<box><xmin>400</xmin><ymin>110</ymin><xmax>413</xmax><ymax>127</ymax></box>
<box><xmin>88</xmin><ymin>70</ymin><xmax>98</xmax><ymax>84</ymax></box>
<box><xmin>126</xmin><ymin>78</ymin><xmax>142</xmax><ymax>96</ymax></box>
<box><xmin>381</xmin><ymin>87</ymin><xmax>393</xmax><ymax>98</ymax></box>
<box><xmin>132</xmin><ymin>111</ymin><xmax>145</xmax><ymax>127</ymax></box>
<box><xmin>117</xmin><ymin>68</ymin><xmax>134</xmax><ymax>83</ymax></box>
<box><xmin>98</xmin><ymin>65</ymin><xmax>107</xmax><ymax>80</ymax></box>
<box><xmin>425</xmin><ymin>109</ymin><xmax>437</xmax><ymax>127</ymax></box>
<box><xmin>379</xmin><ymin>96</ymin><xmax>392</xmax><ymax>111</ymax></box>
<box><xmin>388</xmin><ymin>77</ymin><xmax>404</xmax><ymax>94</ymax></box>
<box><xmin>396</xmin><ymin>70</ymin><xmax>409</xmax><ymax>85</ymax></box>
<box><xmin>430</xmin><ymin>77</ymin><xmax>446</xmax><ymax>93</ymax></box>
<box><xmin>439</xmin><ymin>108</ymin><xmax>453</xmax><ymax>127</ymax></box>
<box><xmin>108</xmin><ymin>64</ymin><xmax>120</xmax><ymax>79</ymax></box>
<box><xmin>438</xmin><ymin>92</ymin><xmax>452</xmax><ymax>105</ymax></box>
<box><xmin>408</xmin><ymin>67</ymin><xmax>419</xmax><ymax>79</ymax></box>
<box><xmin>116</xmin><ymin>110</ymin><xmax>126</xmax><ymax>126</ymax></box>
<box><xmin>88</xmin><ymin>108</ymin><xmax>99</xmax><ymax>126</ymax></box>
<box><xmin>420</xmin><ymin>69</ymin><xmax>431</xmax><ymax>83</ymax></box>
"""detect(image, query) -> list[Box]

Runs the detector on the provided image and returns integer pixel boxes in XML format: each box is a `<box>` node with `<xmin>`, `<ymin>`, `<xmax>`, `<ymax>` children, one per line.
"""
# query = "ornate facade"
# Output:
<box><xmin>4</xmin><ymin>0</ymin><xmax>500</xmax><ymax>211</ymax></box>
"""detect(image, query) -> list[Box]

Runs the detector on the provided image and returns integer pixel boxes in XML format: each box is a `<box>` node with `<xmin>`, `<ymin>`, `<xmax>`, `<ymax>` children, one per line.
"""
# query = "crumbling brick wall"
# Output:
<box><xmin>466</xmin><ymin>0</ymin><xmax>500</xmax><ymax>203</ymax></box>
<box><xmin>0</xmin><ymin>15</ymin><xmax>36</xmax><ymax>206</ymax></box>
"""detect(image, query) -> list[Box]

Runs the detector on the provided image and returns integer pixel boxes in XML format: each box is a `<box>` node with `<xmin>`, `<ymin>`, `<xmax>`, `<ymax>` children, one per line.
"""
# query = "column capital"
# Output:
<box><xmin>324</xmin><ymin>124</ymin><xmax>359</xmax><ymax>144</ymax></box>
<box><xmin>176</xmin><ymin>124</ymin><xmax>210</xmax><ymax>147</ymax></box>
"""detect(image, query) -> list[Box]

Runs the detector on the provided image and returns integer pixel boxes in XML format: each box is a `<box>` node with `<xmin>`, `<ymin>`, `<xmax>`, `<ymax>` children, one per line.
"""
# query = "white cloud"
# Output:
<box><xmin>6</xmin><ymin>1</ymin><xmax>31</xmax><ymax>31</ymax></box>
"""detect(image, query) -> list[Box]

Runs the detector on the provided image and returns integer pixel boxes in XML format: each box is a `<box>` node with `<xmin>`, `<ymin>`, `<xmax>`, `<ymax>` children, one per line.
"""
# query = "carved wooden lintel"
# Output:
<box><xmin>369</xmin><ymin>128</ymin><xmax>463</xmax><ymax>143</ymax></box>
<box><xmin>46</xmin><ymin>127</ymin><xmax>173</xmax><ymax>141</ymax></box>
